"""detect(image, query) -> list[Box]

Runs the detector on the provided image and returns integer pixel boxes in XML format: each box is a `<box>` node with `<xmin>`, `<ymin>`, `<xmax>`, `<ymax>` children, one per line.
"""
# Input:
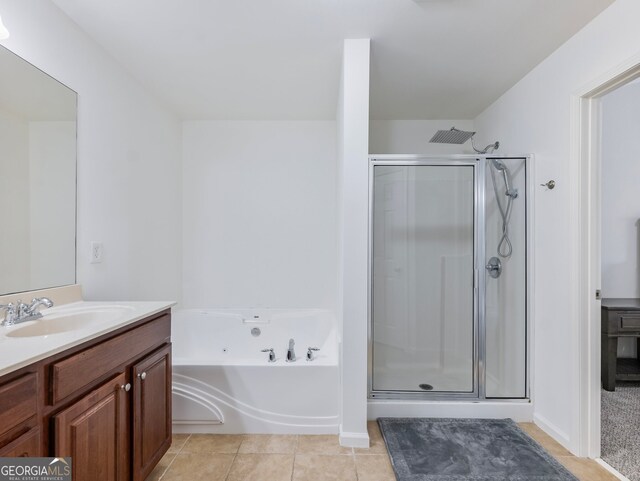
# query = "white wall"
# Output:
<box><xmin>473</xmin><ymin>0</ymin><xmax>640</xmax><ymax>453</ymax></box>
<box><xmin>0</xmin><ymin>0</ymin><xmax>182</xmax><ymax>302</ymax></box>
<box><xmin>601</xmin><ymin>80</ymin><xmax>640</xmax><ymax>299</ymax></box>
<box><xmin>601</xmin><ymin>79</ymin><xmax>640</xmax><ymax>358</ymax></box>
<box><xmin>182</xmin><ymin>121</ymin><xmax>337</xmax><ymax>309</ymax></box>
<box><xmin>338</xmin><ymin>39</ymin><xmax>370</xmax><ymax>448</ymax></box>
<box><xmin>369</xmin><ymin>120</ymin><xmax>475</xmax><ymax>155</ymax></box>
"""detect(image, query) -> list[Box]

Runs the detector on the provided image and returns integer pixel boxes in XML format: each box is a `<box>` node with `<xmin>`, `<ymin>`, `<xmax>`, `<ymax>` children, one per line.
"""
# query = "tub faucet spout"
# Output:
<box><xmin>286</xmin><ymin>338</ymin><xmax>296</xmax><ymax>362</ymax></box>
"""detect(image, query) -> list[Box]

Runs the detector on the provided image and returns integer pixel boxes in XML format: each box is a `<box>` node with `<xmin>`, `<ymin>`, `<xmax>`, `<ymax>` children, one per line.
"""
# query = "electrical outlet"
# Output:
<box><xmin>90</xmin><ymin>242</ymin><xmax>103</xmax><ymax>264</ymax></box>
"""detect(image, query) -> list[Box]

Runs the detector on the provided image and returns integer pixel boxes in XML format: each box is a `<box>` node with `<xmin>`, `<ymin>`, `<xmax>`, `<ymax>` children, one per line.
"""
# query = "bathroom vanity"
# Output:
<box><xmin>0</xmin><ymin>35</ymin><xmax>174</xmax><ymax>481</ymax></box>
<box><xmin>0</xmin><ymin>301</ymin><xmax>173</xmax><ymax>481</ymax></box>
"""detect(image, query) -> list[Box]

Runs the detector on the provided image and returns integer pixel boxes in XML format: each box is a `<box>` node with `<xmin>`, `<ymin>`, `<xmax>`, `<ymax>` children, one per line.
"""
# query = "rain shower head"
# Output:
<box><xmin>429</xmin><ymin>127</ymin><xmax>476</xmax><ymax>145</ymax></box>
<box><xmin>429</xmin><ymin>126</ymin><xmax>500</xmax><ymax>154</ymax></box>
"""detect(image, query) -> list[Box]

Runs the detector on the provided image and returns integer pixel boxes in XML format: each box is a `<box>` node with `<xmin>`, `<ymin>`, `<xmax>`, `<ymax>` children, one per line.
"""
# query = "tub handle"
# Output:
<box><xmin>261</xmin><ymin>348</ymin><xmax>276</xmax><ymax>362</ymax></box>
<box><xmin>306</xmin><ymin>347</ymin><xmax>320</xmax><ymax>361</ymax></box>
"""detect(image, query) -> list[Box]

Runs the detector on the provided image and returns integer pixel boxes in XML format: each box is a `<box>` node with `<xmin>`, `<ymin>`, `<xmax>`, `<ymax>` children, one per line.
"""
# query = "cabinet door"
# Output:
<box><xmin>54</xmin><ymin>373</ymin><xmax>129</xmax><ymax>481</ymax></box>
<box><xmin>133</xmin><ymin>344</ymin><xmax>172</xmax><ymax>481</ymax></box>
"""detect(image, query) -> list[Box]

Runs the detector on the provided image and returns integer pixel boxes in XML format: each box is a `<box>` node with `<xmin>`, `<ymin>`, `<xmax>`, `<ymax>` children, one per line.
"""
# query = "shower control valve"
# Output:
<box><xmin>261</xmin><ymin>348</ymin><xmax>276</xmax><ymax>362</ymax></box>
<box><xmin>485</xmin><ymin>257</ymin><xmax>502</xmax><ymax>279</ymax></box>
<box><xmin>306</xmin><ymin>347</ymin><xmax>320</xmax><ymax>361</ymax></box>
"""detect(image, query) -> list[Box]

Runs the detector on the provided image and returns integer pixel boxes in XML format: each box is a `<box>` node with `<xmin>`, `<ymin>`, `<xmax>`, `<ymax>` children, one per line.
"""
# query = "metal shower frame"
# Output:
<box><xmin>367</xmin><ymin>154</ymin><xmax>530</xmax><ymax>402</ymax></box>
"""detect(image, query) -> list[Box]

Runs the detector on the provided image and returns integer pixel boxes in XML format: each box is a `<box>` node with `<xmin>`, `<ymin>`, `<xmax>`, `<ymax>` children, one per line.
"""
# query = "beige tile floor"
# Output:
<box><xmin>146</xmin><ymin>422</ymin><xmax>619</xmax><ymax>481</ymax></box>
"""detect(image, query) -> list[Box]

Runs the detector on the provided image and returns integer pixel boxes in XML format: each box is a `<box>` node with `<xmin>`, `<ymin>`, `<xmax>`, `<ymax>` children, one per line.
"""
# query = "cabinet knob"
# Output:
<box><xmin>121</xmin><ymin>383</ymin><xmax>131</xmax><ymax>392</ymax></box>
<box><xmin>138</xmin><ymin>372</ymin><xmax>147</xmax><ymax>380</ymax></box>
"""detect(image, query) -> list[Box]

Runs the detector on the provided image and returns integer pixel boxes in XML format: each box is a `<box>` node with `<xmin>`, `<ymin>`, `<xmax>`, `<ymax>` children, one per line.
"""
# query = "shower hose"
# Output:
<box><xmin>489</xmin><ymin>163</ymin><xmax>514</xmax><ymax>258</ymax></box>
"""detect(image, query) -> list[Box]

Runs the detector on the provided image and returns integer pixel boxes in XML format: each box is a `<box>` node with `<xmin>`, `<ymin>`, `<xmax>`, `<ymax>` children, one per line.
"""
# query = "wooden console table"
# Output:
<box><xmin>601</xmin><ymin>298</ymin><xmax>640</xmax><ymax>391</ymax></box>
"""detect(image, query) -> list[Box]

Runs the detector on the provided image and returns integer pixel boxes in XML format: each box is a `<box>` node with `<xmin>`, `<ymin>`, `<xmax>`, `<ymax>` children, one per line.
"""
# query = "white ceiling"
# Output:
<box><xmin>51</xmin><ymin>0</ymin><xmax>614</xmax><ymax>121</ymax></box>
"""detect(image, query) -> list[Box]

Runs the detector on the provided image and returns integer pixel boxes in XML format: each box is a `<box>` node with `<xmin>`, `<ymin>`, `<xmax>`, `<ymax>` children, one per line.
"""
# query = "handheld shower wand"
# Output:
<box><xmin>490</xmin><ymin>159</ymin><xmax>518</xmax><ymax>199</ymax></box>
<box><xmin>489</xmin><ymin>159</ymin><xmax>517</xmax><ymax>258</ymax></box>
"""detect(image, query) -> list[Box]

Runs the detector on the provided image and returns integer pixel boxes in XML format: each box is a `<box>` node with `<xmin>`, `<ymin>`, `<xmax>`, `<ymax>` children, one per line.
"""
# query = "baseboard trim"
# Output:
<box><xmin>596</xmin><ymin>459</ymin><xmax>630</xmax><ymax>481</ymax></box>
<box><xmin>533</xmin><ymin>413</ymin><xmax>572</xmax><ymax>452</ymax></box>
<box><xmin>368</xmin><ymin>400</ymin><xmax>533</xmax><ymax>422</ymax></box>
<box><xmin>339</xmin><ymin>424</ymin><xmax>370</xmax><ymax>448</ymax></box>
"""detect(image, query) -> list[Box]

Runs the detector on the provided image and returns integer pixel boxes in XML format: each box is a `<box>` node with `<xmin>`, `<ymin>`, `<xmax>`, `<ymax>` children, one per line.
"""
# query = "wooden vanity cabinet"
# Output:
<box><xmin>133</xmin><ymin>344</ymin><xmax>172</xmax><ymax>481</ymax></box>
<box><xmin>0</xmin><ymin>428</ymin><xmax>41</xmax><ymax>457</ymax></box>
<box><xmin>0</xmin><ymin>372</ymin><xmax>39</xmax><ymax>455</ymax></box>
<box><xmin>54</xmin><ymin>372</ymin><xmax>130</xmax><ymax>481</ymax></box>
<box><xmin>0</xmin><ymin>309</ymin><xmax>172</xmax><ymax>481</ymax></box>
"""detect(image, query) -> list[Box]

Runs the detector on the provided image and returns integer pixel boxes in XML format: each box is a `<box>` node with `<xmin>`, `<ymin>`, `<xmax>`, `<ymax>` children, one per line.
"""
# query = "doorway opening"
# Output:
<box><xmin>576</xmin><ymin>56</ymin><xmax>640</xmax><ymax>478</ymax></box>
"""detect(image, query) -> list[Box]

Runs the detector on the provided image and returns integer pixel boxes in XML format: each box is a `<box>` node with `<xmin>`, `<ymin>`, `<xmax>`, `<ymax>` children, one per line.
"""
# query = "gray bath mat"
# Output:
<box><xmin>378</xmin><ymin>418</ymin><xmax>578</xmax><ymax>481</ymax></box>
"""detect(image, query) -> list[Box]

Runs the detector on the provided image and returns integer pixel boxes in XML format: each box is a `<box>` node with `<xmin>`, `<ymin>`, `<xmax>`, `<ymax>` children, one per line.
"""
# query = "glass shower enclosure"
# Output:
<box><xmin>368</xmin><ymin>156</ymin><xmax>528</xmax><ymax>400</ymax></box>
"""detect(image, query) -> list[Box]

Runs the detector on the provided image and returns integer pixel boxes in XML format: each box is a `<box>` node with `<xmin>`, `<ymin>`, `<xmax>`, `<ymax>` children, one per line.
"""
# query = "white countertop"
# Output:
<box><xmin>0</xmin><ymin>300</ymin><xmax>175</xmax><ymax>377</ymax></box>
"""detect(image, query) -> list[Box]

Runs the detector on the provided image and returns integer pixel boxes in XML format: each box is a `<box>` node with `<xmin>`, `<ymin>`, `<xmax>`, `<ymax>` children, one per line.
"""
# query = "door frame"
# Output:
<box><xmin>573</xmin><ymin>55</ymin><xmax>640</xmax><ymax>458</ymax></box>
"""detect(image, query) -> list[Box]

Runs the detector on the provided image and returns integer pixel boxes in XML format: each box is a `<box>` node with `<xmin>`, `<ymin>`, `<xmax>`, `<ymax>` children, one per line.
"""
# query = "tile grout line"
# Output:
<box><xmin>353</xmin><ymin>447</ymin><xmax>360</xmax><ymax>481</ymax></box>
<box><xmin>290</xmin><ymin>435</ymin><xmax>300</xmax><ymax>481</ymax></box>
<box><xmin>222</xmin><ymin>435</ymin><xmax>245</xmax><ymax>481</ymax></box>
<box><xmin>158</xmin><ymin>433</ymin><xmax>191</xmax><ymax>481</ymax></box>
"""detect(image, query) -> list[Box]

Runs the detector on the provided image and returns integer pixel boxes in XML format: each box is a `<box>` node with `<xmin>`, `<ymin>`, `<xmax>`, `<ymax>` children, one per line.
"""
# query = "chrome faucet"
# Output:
<box><xmin>306</xmin><ymin>347</ymin><xmax>320</xmax><ymax>361</ymax></box>
<box><xmin>0</xmin><ymin>303</ymin><xmax>18</xmax><ymax>326</ymax></box>
<box><xmin>286</xmin><ymin>338</ymin><xmax>296</xmax><ymax>362</ymax></box>
<box><xmin>261</xmin><ymin>348</ymin><xmax>276</xmax><ymax>362</ymax></box>
<box><xmin>2</xmin><ymin>297</ymin><xmax>53</xmax><ymax>326</ymax></box>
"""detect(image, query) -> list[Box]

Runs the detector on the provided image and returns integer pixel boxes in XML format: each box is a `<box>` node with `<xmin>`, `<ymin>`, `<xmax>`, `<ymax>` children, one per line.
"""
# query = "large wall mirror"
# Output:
<box><xmin>0</xmin><ymin>45</ymin><xmax>77</xmax><ymax>295</ymax></box>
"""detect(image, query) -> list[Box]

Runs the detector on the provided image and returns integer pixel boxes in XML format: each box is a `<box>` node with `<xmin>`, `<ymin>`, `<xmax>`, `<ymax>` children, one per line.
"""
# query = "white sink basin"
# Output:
<box><xmin>5</xmin><ymin>305</ymin><xmax>135</xmax><ymax>338</ymax></box>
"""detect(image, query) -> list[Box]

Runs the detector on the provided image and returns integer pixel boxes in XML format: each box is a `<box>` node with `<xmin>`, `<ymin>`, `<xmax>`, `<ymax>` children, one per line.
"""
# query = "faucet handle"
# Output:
<box><xmin>0</xmin><ymin>303</ymin><xmax>15</xmax><ymax>314</ymax></box>
<box><xmin>16</xmin><ymin>300</ymin><xmax>29</xmax><ymax>316</ymax></box>
<box><xmin>0</xmin><ymin>303</ymin><xmax>17</xmax><ymax>325</ymax></box>
<box><xmin>306</xmin><ymin>347</ymin><xmax>320</xmax><ymax>361</ymax></box>
<box><xmin>261</xmin><ymin>348</ymin><xmax>276</xmax><ymax>362</ymax></box>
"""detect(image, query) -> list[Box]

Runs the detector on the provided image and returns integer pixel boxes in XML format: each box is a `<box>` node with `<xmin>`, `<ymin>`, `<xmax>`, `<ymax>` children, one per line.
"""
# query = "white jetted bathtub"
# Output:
<box><xmin>171</xmin><ymin>309</ymin><xmax>340</xmax><ymax>434</ymax></box>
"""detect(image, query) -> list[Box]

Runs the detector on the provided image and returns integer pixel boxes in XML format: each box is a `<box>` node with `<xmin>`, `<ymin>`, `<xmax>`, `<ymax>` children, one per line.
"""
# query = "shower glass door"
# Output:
<box><xmin>484</xmin><ymin>157</ymin><xmax>527</xmax><ymax>398</ymax></box>
<box><xmin>370</xmin><ymin>162</ymin><xmax>477</xmax><ymax>395</ymax></box>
